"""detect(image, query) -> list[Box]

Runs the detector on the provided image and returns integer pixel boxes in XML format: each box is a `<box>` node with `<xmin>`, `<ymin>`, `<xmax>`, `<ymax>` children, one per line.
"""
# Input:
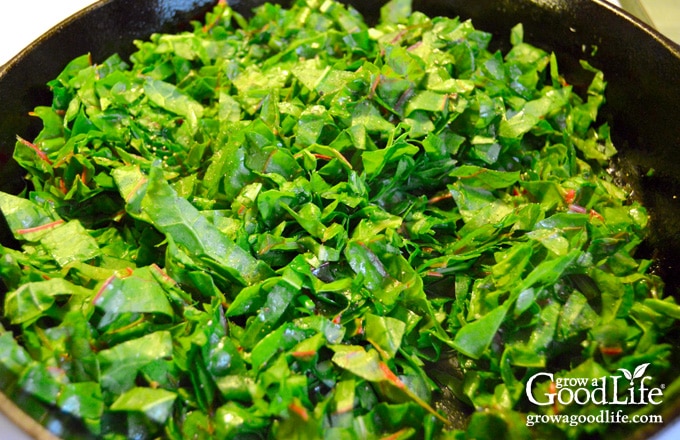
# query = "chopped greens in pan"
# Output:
<box><xmin>1</xmin><ymin>0</ymin><xmax>679</xmax><ymax>438</ymax></box>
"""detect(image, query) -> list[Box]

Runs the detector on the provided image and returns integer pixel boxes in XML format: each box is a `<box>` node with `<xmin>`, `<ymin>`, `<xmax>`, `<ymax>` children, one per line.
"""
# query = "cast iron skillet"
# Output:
<box><xmin>1</xmin><ymin>0</ymin><xmax>680</xmax><ymax>438</ymax></box>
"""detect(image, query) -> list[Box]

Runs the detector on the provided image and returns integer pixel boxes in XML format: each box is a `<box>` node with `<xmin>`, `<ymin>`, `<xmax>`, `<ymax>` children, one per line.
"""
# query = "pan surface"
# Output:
<box><xmin>1</xmin><ymin>0</ymin><xmax>680</xmax><ymax>438</ymax></box>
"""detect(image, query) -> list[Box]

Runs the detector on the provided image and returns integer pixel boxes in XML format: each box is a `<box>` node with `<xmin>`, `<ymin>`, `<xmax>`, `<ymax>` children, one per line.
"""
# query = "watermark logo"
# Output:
<box><xmin>525</xmin><ymin>363</ymin><xmax>666</xmax><ymax>427</ymax></box>
<box><xmin>619</xmin><ymin>363</ymin><xmax>650</xmax><ymax>386</ymax></box>
<box><xmin>525</xmin><ymin>363</ymin><xmax>664</xmax><ymax>407</ymax></box>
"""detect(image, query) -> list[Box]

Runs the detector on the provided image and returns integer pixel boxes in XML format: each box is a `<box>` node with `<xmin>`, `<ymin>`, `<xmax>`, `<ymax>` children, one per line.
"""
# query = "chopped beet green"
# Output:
<box><xmin>1</xmin><ymin>0</ymin><xmax>678</xmax><ymax>438</ymax></box>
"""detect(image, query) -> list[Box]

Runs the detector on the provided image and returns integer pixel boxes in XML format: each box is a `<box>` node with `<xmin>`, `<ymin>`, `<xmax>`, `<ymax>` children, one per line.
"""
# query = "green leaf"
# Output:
<box><xmin>57</xmin><ymin>382</ymin><xmax>104</xmax><ymax>421</ymax></box>
<box><xmin>110</xmin><ymin>387</ymin><xmax>177</xmax><ymax>423</ymax></box>
<box><xmin>17</xmin><ymin>362</ymin><xmax>63</xmax><ymax>404</ymax></box>
<box><xmin>94</xmin><ymin>266</ymin><xmax>174</xmax><ymax>318</ymax></box>
<box><xmin>39</xmin><ymin>220</ymin><xmax>100</xmax><ymax>267</ymax></box>
<box><xmin>4</xmin><ymin>278</ymin><xmax>91</xmax><ymax>325</ymax></box>
<box><xmin>144</xmin><ymin>78</ymin><xmax>204</xmax><ymax>127</ymax></box>
<box><xmin>361</xmin><ymin>141</ymin><xmax>419</xmax><ymax>178</ymax></box>
<box><xmin>0</xmin><ymin>332</ymin><xmax>31</xmax><ymax>375</ymax></box>
<box><xmin>453</xmin><ymin>305</ymin><xmax>508</xmax><ymax>359</ymax></box>
<box><xmin>0</xmin><ymin>191</ymin><xmax>60</xmax><ymax>241</ymax></box>
<box><xmin>115</xmin><ymin>165</ymin><xmax>272</xmax><ymax>285</ymax></box>
<box><xmin>98</xmin><ymin>331</ymin><xmax>174</xmax><ymax>393</ymax></box>
<box><xmin>331</xmin><ymin>346</ymin><xmax>387</xmax><ymax>382</ymax></box>
<box><xmin>644</xmin><ymin>298</ymin><xmax>680</xmax><ymax>320</ymax></box>
<box><xmin>365</xmin><ymin>314</ymin><xmax>406</xmax><ymax>359</ymax></box>
<box><xmin>381</xmin><ymin>0</ymin><xmax>412</xmax><ymax>24</ymax></box>
<box><xmin>450</xmin><ymin>165</ymin><xmax>520</xmax><ymax>189</ymax></box>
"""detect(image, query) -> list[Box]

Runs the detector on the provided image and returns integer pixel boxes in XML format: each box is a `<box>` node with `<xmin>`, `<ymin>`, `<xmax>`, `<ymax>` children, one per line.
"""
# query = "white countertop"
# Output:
<box><xmin>0</xmin><ymin>0</ymin><xmax>99</xmax><ymax>67</ymax></box>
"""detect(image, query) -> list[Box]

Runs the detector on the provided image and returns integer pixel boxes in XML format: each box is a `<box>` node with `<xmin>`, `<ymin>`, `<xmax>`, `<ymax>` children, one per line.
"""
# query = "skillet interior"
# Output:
<box><xmin>1</xmin><ymin>0</ymin><xmax>680</xmax><ymax>438</ymax></box>
<box><xmin>3</xmin><ymin>0</ymin><xmax>680</xmax><ymax>291</ymax></box>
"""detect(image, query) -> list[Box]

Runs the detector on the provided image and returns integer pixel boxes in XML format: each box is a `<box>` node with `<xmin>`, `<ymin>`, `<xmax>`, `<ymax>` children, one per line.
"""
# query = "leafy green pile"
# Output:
<box><xmin>1</xmin><ymin>0</ymin><xmax>679</xmax><ymax>438</ymax></box>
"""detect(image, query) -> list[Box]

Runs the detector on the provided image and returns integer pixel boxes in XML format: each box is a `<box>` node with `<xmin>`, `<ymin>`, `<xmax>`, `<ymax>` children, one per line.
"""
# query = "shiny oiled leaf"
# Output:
<box><xmin>94</xmin><ymin>265</ymin><xmax>174</xmax><ymax>318</ymax></box>
<box><xmin>115</xmin><ymin>165</ymin><xmax>273</xmax><ymax>285</ymax></box>
<box><xmin>144</xmin><ymin>78</ymin><xmax>204</xmax><ymax>130</ymax></box>
<box><xmin>365</xmin><ymin>313</ymin><xmax>406</xmax><ymax>359</ymax></box>
<box><xmin>4</xmin><ymin>278</ymin><xmax>91</xmax><ymax>325</ymax></box>
<box><xmin>39</xmin><ymin>220</ymin><xmax>100</xmax><ymax>267</ymax></box>
<box><xmin>98</xmin><ymin>331</ymin><xmax>174</xmax><ymax>393</ymax></box>
<box><xmin>110</xmin><ymin>386</ymin><xmax>177</xmax><ymax>423</ymax></box>
<box><xmin>452</xmin><ymin>305</ymin><xmax>508</xmax><ymax>359</ymax></box>
<box><xmin>331</xmin><ymin>346</ymin><xmax>389</xmax><ymax>382</ymax></box>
